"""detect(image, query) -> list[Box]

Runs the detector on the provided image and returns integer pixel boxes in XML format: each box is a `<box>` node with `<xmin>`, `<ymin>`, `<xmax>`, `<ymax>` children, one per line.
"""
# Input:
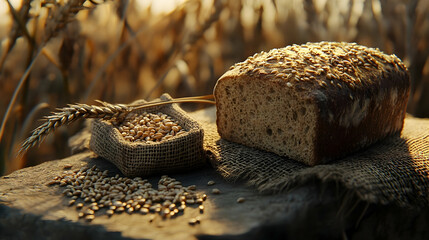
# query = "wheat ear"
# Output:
<box><xmin>19</xmin><ymin>95</ymin><xmax>215</xmax><ymax>154</ymax></box>
<box><xmin>19</xmin><ymin>102</ymin><xmax>130</xmax><ymax>154</ymax></box>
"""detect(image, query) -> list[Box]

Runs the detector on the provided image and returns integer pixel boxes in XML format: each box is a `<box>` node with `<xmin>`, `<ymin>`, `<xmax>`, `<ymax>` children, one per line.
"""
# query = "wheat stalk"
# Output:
<box><xmin>19</xmin><ymin>95</ymin><xmax>215</xmax><ymax>154</ymax></box>
<box><xmin>41</xmin><ymin>0</ymin><xmax>89</xmax><ymax>44</ymax></box>
<box><xmin>144</xmin><ymin>0</ymin><xmax>224</xmax><ymax>99</ymax></box>
<box><xmin>19</xmin><ymin>102</ymin><xmax>130</xmax><ymax>154</ymax></box>
<box><xmin>181</xmin><ymin>0</ymin><xmax>224</xmax><ymax>54</ymax></box>
<box><xmin>0</xmin><ymin>0</ymin><xmax>97</xmax><ymax>141</ymax></box>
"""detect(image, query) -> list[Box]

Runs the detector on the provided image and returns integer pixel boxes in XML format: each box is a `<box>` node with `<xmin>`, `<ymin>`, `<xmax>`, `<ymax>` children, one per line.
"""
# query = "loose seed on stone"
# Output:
<box><xmin>49</xmin><ymin>165</ymin><xmax>215</xmax><ymax>220</ymax></box>
<box><xmin>63</xmin><ymin>164</ymin><xmax>72</xmax><ymax>170</ymax></box>
<box><xmin>127</xmin><ymin>207</ymin><xmax>134</xmax><ymax>214</ymax></box>
<box><xmin>47</xmin><ymin>180</ymin><xmax>58</xmax><ymax>186</ymax></box>
<box><xmin>72</xmin><ymin>190</ymin><xmax>82</xmax><ymax>196</ymax></box>
<box><xmin>68</xmin><ymin>200</ymin><xmax>76</xmax><ymax>206</ymax></box>
<box><xmin>178</xmin><ymin>205</ymin><xmax>186</xmax><ymax>211</ymax></box>
<box><xmin>212</xmin><ymin>188</ymin><xmax>221</xmax><ymax>194</ymax></box>
<box><xmin>163</xmin><ymin>208</ymin><xmax>170</xmax><ymax>216</ymax></box>
<box><xmin>85</xmin><ymin>215</ymin><xmax>95</xmax><ymax>222</ymax></box>
<box><xmin>106</xmin><ymin>209</ymin><xmax>114</xmax><ymax>216</ymax></box>
<box><xmin>237</xmin><ymin>197</ymin><xmax>246</xmax><ymax>203</ymax></box>
<box><xmin>85</xmin><ymin>209</ymin><xmax>95</xmax><ymax>215</ymax></box>
<box><xmin>188</xmin><ymin>218</ymin><xmax>198</xmax><ymax>225</ymax></box>
<box><xmin>116</xmin><ymin>207</ymin><xmax>125</xmax><ymax>213</ymax></box>
<box><xmin>140</xmin><ymin>208</ymin><xmax>149</xmax><ymax>214</ymax></box>
<box><xmin>207</xmin><ymin>180</ymin><xmax>215</xmax><ymax>186</ymax></box>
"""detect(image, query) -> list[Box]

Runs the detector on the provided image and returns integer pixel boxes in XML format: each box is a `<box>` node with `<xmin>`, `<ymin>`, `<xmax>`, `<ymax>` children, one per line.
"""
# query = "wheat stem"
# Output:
<box><xmin>0</xmin><ymin>47</ymin><xmax>42</xmax><ymax>143</ymax></box>
<box><xmin>128</xmin><ymin>94</ymin><xmax>215</xmax><ymax>108</ymax></box>
<box><xmin>144</xmin><ymin>0</ymin><xmax>223</xmax><ymax>100</ymax></box>
<box><xmin>2</xmin><ymin>0</ymin><xmax>95</xmax><ymax>143</ymax></box>
<box><xmin>82</xmin><ymin>5</ymin><xmax>166</xmax><ymax>102</ymax></box>
<box><xmin>5</xmin><ymin>0</ymin><xmax>34</xmax><ymax>47</ymax></box>
<box><xmin>132</xmin><ymin>99</ymin><xmax>216</xmax><ymax>110</ymax></box>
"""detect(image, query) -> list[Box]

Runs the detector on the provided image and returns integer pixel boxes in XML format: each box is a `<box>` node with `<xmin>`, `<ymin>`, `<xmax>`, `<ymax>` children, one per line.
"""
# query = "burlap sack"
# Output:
<box><xmin>89</xmin><ymin>94</ymin><xmax>205</xmax><ymax>177</ymax></box>
<box><xmin>190</xmin><ymin>108</ymin><xmax>429</xmax><ymax>208</ymax></box>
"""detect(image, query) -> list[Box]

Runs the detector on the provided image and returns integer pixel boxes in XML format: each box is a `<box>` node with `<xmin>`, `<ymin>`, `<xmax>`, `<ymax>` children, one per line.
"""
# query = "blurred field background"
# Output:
<box><xmin>0</xmin><ymin>0</ymin><xmax>428</xmax><ymax>176</ymax></box>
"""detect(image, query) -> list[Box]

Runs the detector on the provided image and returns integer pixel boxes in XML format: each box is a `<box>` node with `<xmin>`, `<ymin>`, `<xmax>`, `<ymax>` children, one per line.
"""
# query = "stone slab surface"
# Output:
<box><xmin>0</xmin><ymin>151</ymin><xmax>338</xmax><ymax>240</ymax></box>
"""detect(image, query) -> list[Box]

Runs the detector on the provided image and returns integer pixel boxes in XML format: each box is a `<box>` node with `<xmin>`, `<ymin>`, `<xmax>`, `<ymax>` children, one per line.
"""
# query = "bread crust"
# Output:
<box><xmin>214</xmin><ymin>42</ymin><xmax>410</xmax><ymax>165</ymax></box>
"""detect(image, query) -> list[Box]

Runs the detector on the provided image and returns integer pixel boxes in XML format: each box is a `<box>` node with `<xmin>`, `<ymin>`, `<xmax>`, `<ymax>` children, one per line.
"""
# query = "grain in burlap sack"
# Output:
<box><xmin>190</xmin><ymin>108</ymin><xmax>429</xmax><ymax>208</ymax></box>
<box><xmin>90</xmin><ymin>94</ymin><xmax>205</xmax><ymax>177</ymax></box>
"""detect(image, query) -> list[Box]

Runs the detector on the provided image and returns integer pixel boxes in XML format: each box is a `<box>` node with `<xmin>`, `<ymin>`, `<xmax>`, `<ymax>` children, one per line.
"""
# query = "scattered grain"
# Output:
<box><xmin>212</xmin><ymin>188</ymin><xmax>221</xmax><ymax>194</ymax></box>
<box><xmin>188</xmin><ymin>218</ymin><xmax>198</xmax><ymax>225</ymax></box>
<box><xmin>85</xmin><ymin>215</ymin><xmax>95</xmax><ymax>222</ymax></box>
<box><xmin>106</xmin><ymin>209</ymin><xmax>114</xmax><ymax>216</ymax></box>
<box><xmin>63</xmin><ymin>164</ymin><xmax>72</xmax><ymax>169</ymax></box>
<box><xmin>48</xmin><ymin>165</ymin><xmax>210</xmax><ymax>221</ymax></box>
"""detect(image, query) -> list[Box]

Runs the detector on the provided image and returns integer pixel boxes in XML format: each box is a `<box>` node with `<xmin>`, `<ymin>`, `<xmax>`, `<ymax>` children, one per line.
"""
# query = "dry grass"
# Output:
<box><xmin>0</xmin><ymin>0</ymin><xmax>428</xmax><ymax>175</ymax></box>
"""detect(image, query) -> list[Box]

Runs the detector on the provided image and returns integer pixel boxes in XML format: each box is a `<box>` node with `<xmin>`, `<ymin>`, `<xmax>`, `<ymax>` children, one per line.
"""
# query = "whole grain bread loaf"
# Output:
<box><xmin>214</xmin><ymin>42</ymin><xmax>410</xmax><ymax>166</ymax></box>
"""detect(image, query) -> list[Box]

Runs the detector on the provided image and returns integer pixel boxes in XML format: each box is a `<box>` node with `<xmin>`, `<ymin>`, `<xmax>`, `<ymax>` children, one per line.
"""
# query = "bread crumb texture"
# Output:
<box><xmin>214</xmin><ymin>42</ymin><xmax>409</xmax><ymax>165</ymax></box>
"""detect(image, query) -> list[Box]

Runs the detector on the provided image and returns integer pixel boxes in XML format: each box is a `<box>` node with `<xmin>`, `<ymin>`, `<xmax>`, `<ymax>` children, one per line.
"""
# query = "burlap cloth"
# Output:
<box><xmin>89</xmin><ymin>94</ymin><xmax>205</xmax><ymax>177</ymax></box>
<box><xmin>190</xmin><ymin>107</ymin><xmax>429</xmax><ymax>208</ymax></box>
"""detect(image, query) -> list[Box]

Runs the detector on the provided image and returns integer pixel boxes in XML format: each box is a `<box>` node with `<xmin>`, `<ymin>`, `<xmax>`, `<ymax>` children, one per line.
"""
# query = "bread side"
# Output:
<box><xmin>215</xmin><ymin>72</ymin><xmax>318</xmax><ymax>165</ymax></box>
<box><xmin>214</xmin><ymin>42</ymin><xmax>410</xmax><ymax>166</ymax></box>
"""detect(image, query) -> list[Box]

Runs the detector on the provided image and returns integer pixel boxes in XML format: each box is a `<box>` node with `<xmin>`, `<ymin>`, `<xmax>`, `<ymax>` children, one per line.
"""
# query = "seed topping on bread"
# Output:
<box><xmin>229</xmin><ymin>42</ymin><xmax>407</xmax><ymax>91</ymax></box>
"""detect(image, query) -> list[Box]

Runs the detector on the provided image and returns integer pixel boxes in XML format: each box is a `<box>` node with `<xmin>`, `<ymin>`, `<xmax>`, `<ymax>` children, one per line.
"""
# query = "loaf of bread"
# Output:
<box><xmin>214</xmin><ymin>42</ymin><xmax>410</xmax><ymax>166</ymax></box>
